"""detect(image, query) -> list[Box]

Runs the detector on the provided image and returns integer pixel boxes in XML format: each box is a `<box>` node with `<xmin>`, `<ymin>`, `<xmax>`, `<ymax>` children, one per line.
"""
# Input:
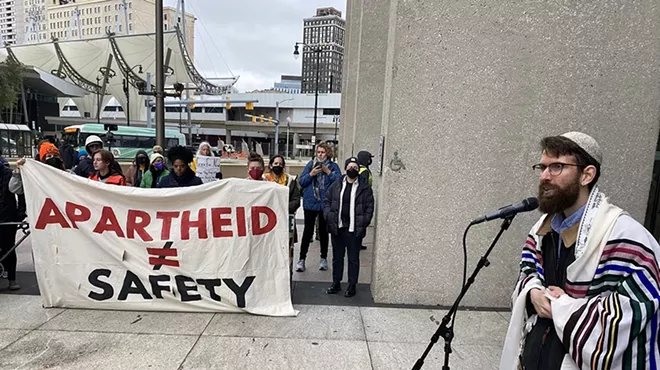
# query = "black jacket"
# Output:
<box><xmin>323</xmin><ymin>177</ymin><xmax>374</xmax><ymax>239</ymax></box>
<box><xmin>0</xmin><ymin>166</ymin><xmax>18</xmax><ymax>223</ymax></box>
<box><xmin>157</xmin><ymin>167</ymin><xmax>203</xmax><ymax>188</ymax></box>
<box><xmin>74</xmin><ymin>157</ymin><xmax>95</xmax><ymax>178</ymax></box>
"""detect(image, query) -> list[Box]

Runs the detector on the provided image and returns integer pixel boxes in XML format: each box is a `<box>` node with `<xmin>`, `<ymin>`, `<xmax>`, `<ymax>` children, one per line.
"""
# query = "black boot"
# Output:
<box><xmin>326</xmin><ymin>282</ymin><xmax>341</xmax><ymax>294</ymax></box>
<box><xmin>344</xmin><ymin>284</ymin><xmax>356</xmax><ymax>297</ymax></box>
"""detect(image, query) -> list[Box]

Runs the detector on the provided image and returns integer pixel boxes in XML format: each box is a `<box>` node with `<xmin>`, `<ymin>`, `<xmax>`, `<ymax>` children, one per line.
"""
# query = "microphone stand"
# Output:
<box><xmin>412</xmin><ymin>215</ymin><xmax>515</xmax><ymax>370</ymax></box>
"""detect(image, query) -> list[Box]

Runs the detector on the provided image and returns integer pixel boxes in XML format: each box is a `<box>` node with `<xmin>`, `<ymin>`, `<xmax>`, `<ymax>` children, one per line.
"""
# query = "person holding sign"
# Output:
<box><xmin>89</xmin><ymin>150</ymin><xmax>126</xmax><ymax>186</ymax></box>
<box><xmin>192</xmin><ymin>142</ymin><xmax>222</xmax><ymax>183</ymax></box>
<box><xmin>157</xmin><ymin>146</ymin><xmax>203</xmax><ymax>188</ymax></box>
<box><xmin>140</xmin><ymin>153</ymin><xmax>169</xmax><ymax>188</ymax></box>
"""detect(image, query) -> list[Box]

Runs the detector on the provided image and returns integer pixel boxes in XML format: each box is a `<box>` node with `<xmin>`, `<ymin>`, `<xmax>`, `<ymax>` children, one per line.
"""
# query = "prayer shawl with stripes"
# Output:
<box><xmin>500</xmin><ymin>186</ymin><xmax>660</xmax><ymax>370</ymax></box>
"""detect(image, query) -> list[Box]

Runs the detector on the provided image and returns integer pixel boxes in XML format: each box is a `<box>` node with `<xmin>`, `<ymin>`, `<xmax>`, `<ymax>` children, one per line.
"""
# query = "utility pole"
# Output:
<box><xmin>155</xmin><ymin>0</ymin><xmax>165</xmax><ymax>148</ymax></box>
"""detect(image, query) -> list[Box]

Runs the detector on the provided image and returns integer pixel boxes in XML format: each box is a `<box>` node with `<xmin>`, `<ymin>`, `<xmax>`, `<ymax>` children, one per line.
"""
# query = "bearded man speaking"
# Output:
<box><xmin>500</xmin><ymin>132</ymin><xmax>660</xmax><ymax>370</ymax></box>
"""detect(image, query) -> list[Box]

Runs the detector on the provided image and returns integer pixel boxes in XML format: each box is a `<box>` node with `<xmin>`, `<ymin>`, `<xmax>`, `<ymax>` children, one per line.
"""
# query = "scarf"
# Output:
<box><xmin>265</xmin><ymin>173</ymin><xmax>288</xmax><ymax>186</ymax></box>
<box><xmin>338</xmin><ymin>177</ymin><xmax>359</xmax><ymax>232</ymax></box>
<box><xmin>500</xmin><ymin>186</ymin><xmax>660</xmax><ymax>369</ymax></box>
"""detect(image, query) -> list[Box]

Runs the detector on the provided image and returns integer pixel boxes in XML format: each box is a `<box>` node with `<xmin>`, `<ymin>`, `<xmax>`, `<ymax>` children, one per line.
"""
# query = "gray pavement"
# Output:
<box><xmin>0</xmin><ymin>295</ymin><xmax>507</xmax><ymax>369</ymax></box>
<box><xmin>0</xmin><ymin>213</ymin><xmax>509</xmax><ymax>369</ymax></box>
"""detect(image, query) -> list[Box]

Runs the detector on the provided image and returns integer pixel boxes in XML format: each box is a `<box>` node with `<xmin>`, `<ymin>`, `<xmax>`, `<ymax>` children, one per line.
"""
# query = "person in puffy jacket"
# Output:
<box><xmin>140</xmin><ymin>153</ymin><xmax>169</xmax><ymax>188</ymax></box>
<box><xmin>89</xmin><ymin>150</ymin><xmax>125</xmax><ymax>186</ymax></box>
<box><xmin>157</xmin><ymin>146</ymin><xmax>203</xmax><ymax>188</ymax></box>
<box><xmin>323</xmin><ymin>157</ymin><xmax>374</xmax><ymax>297</ymax></box>
<box><xmin>295</xmin><ymin>142</ymin><xmax>341</xmax><ymax>273</ymax></box>
<box><xmin>125</xmin><ymin>150</ymin><xmax>149</xmax><ymax>187</ymax></box>
<box><xmin>74</xmin><ymin>135</ymin><xmax>104</xmax><ymax>178</ymax></box>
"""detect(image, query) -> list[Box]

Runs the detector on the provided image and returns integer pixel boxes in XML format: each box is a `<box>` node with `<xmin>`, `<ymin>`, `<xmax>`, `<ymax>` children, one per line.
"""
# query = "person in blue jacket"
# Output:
<box><xmin>296</xmin><ymin>142</ymin><xmax>341</xmax><ymax>272</ymax></box>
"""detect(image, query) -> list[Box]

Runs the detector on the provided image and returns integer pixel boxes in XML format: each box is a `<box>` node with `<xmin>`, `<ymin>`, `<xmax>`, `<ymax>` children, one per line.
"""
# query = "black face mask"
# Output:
<box><xmin>136</xmin><ymin>157</ymin><xmax>148</xmax><ymax>165</ymax></box>
<box><xmin>346</xmin><ymin>168</ymin><xmax>359</xmax><ymax>179</ymax></box>
<box><xmin>46</xmin><ymin>157</ymin><xmax>63</xmax><ymax>169</ymax></box>
<box><xmin>271</xmin><ymin>166</ymin><xmax>284</xmax><ymax>176</ymax></box>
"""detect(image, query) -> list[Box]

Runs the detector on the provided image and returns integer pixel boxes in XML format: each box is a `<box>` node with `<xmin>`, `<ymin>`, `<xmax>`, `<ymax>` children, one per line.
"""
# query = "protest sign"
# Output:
<box><xmin>20</xmin><ymin>160</ymin><xmax>296</xmax><ymax>316</ymax></box>
<box><xmin>196</xmin><ymin>155</ymin><xmax>222</xmax><ymax>183</ymax></box>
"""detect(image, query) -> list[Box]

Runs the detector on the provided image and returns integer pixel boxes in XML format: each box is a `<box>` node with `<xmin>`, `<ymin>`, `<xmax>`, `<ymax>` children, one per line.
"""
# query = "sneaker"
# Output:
<box><xmin>344</xmin><ymin>284</ymin><xmax>356</xmax><ymax>297</ymax></box>
<box><xmin>326</xmin><ymin>282</ymin><xmax>341</xmax><ymax>294</ymax></box>
<box><xmin>360</xmin><ymin>245</ymin><xmax>367</xmax><ymax>250</ymax></box>
<box><xmin>8</xmin><ymin>280</ymin><xmax>20</xmax><ymax>291</ymax></box>
<box><xmin>295</xmin><ymin>260</ymin><xmax>306</xmax><ymax>272</ymax></box>
<box><xmin>1</xmin><ymin>271</ymin><xmax>7</xmax><ymax>279</ymax></box>
<box><xmin>319</xmin><ymin>258</ymin><xmax>328</xmax><ymax>271</ymax></box>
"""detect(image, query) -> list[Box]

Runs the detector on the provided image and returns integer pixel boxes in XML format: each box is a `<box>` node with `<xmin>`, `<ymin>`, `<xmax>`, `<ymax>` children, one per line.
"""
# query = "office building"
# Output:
<box><xmin>0</xmin><ymin>0</ymin><xmax>18</xmax><ymax>45</ymax></box>
<box><xmin>16</xmin><ymin>0</ymin><xmax>194</xmax><ymax>58</ymax></box>
<box><xmin>273</xmin><ymin>75</ymin><xmax>301</xmax><ymax>94</ymax></box>
<box><xmin>301</xmin><ymin>7</ymin><xmax>345</xmax><ymax>94</ymax></box>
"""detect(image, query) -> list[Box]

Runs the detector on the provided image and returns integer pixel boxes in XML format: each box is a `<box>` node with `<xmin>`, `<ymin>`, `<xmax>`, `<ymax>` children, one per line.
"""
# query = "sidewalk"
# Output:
<box><xmin>0</xmin><ymin>294</ymin><xmax>508</xmax><ymax>369</ymax></box>
<box><xmin>0</xmin><ymin>223</ymin><xmax>509</xmax><ymax>369</ymax></box>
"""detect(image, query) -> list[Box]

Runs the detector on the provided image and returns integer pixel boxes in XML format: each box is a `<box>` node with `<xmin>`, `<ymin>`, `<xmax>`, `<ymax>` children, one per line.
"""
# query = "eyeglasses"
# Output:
<box><xmin>532</xmin><ymin>162</ymin><xmax>584</xmax><ymax>176</ymax></box>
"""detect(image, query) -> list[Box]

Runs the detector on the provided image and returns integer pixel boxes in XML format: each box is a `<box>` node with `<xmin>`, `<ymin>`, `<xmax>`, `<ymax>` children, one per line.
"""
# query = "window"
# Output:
<box><xmin>323</xmin><ymin>108</ymin><xmax>340</xmax><ymax>116</ymax></box>
<box><xmin>205</xmin><ymin>107</ymin><xmax>224</xmax><ymax>114</ymax></box>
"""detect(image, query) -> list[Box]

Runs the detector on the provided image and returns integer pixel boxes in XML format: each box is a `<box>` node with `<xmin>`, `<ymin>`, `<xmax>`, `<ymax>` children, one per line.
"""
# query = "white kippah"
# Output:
<box><xmin>560</xmin><ymin>132</ymin><xmax>602</xmax><ymax>165</ymax></box>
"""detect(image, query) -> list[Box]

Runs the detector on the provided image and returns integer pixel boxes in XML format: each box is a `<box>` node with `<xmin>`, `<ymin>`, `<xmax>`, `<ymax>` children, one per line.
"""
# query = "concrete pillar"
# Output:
<box><xmin>343</xmin><ymin>0</ymin><xmax>660</xmax><ymax>307</ymax></box>
<box><xmin>292</xmin><ymin>133</ymin><xmax>299</xmax><ymax>158</ymax></box>
<box><xmin>226</xmin><ymin>129</ymin><xmax>232</xmax><ymax>149</ymax></box>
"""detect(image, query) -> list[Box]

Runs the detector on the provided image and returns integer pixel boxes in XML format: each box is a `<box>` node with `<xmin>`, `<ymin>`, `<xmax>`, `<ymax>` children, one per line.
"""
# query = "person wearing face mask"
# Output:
<box><xmin>125</xmin><ymin>150</ymin><xmax>149</xmax><ymax>187</ymax></box>
<box><xmin>265</xmin><ymin>155</ymin><xmax>302</xmax><ymax>275</ymax></box>
<box><xmin>323</xmin><ymin>157</ymin><xmax>374</xmax><ymax>297</ymax></box>
<box><xmin>157</xmin><ymin>145</ymin><xmax>203</xmax><ymax>188</ymax></box>
<box><xmin>10</xmin><ymin>143</ymin><xmax>76</xmax><ymax>195</ymax></box>
<box><xmin>297</xmin><ymin>142</ymin><xmax>341</xmax><ymax>272</ymax></box>
<box><xmin>246</xmin><ymin>152</ymin><xmax>266</xmax><ymax>181</ymax></box>
<box><xmin>140</xmin><ymin>153</ymin><xmax>170</xmax><ymax>188</ymax></box>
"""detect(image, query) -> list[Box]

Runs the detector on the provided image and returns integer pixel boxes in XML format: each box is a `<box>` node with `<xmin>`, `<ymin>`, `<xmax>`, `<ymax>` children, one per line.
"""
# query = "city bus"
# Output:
<box><xmin>62</xmin><ymin>124</ymin><xmax>186</xmax><ymax>160</ymax></box>
<box><xmin>0</xmin><ymin>123</ymin><xmax>33</xmax><ymax>158</ymax></box>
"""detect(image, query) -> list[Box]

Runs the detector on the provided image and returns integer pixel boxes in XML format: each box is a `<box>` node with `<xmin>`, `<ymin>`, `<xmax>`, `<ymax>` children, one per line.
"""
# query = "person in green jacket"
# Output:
<box><xmin>140</xmin><ymin>153</ymin><xmax>170</xmax><ymax>188</ymax></box>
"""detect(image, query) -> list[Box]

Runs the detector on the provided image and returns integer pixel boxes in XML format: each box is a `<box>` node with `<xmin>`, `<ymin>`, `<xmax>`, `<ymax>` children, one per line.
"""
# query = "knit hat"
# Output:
<box><xmin>357</xmin><ymin>151</ymin><xmax>373</xmax><ymax>167</ymax></box>
<box><xmin>561</xmin><ymin>132</ymin><xmax>602</xmax><ymax>165</ymax></box>
<box><xmin>39</xmin><ymin>143</ymin><xmax>60</xmax><ymax>162</ymax></box>
<box><xmin>77</xmin><ymin>149</ymin><xmax>88</xmax><ymax>160</ymax></box>
<box><xmin>150</xmin><ymin>153</ymin><xmax>164</xmax><ymax>164</ymax></box>
<box><xmin>345</xmin><ymin>156</ymin><xmax>359</xmax><ymax>169</ymax></box>
<box><xmin>152</xmin><ymin>145</ymin><xmax>164</xmax><ymax>154</ymax></box>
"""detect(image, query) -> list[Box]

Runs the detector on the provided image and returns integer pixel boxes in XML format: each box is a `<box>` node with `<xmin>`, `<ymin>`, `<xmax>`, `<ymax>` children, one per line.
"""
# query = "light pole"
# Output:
<box><xmin>122</xmin><ymin>64</ymin><xmax>143</xmax><ymax>127</ymax></box>
<box><xmin>275</xmin><ymin>97</ymin><xmax>294</xmax><ymax>156</ymax></box>
<box><xmin>286</xmin><ymin>116</ymin><xmax>292</xmax><ymax>158</ymax></box>
<box><xmin>155</xmin><ymin>0</ymin><xmax>165</xmax><ymax>148</ymax></box>
<box><xmin>294</xmin><ymin>42</ymin><xmax>322</xmax><ymax>147</ymax></box>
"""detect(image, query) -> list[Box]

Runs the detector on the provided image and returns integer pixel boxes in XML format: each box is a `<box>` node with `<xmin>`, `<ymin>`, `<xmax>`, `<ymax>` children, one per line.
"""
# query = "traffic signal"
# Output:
<box><xmin>225</xmin><ymin>96</ymin><xmax>231</xmax><ymax>110</ymax></box>
<box><xmin>245</xmin><ymin>102</ymin><xmax>254</xmax><ymax>110</ymax></box>
<box><xmin>251</xmin><ymin>115</ymin><xmax>257</xmax><ymax>123</ymax></box>
<box><xmin>268</xmin><ymin>116</ymin><xmax>273</xmax><ymax>124</ymax></box>
<box><xmin>260</xmin><ymin>115</ymin><xmax>264</xmax><ymax>123</ymax></box>
<box><xmin>189</xmin><ymin>97</ymin><xmax>195</xmax><ymax>110</ymax></box>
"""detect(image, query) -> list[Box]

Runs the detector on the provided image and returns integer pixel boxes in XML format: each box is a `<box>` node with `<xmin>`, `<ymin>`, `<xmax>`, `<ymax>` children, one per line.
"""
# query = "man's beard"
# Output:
<box><xmin>538</xmin><ymin>175</ymin><xmax>581</xmax><ymax>215</ymax></box>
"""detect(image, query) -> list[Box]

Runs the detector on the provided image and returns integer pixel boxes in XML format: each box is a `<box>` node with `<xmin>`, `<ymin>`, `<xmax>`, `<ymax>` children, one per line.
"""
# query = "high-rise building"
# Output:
<box><xmin>301</xmin><ymin>7</ymin><xmax>345</xmax><ymax>94</ymax></box>
<box><xmin>15</xmin><ymin>0</ymin><xmax>194</xmax><ymax>59</ymax></box>
<box><xmin>0</xmin><ymin>0</ymin><xmax>18</xmax><ymax>45</ymax></box>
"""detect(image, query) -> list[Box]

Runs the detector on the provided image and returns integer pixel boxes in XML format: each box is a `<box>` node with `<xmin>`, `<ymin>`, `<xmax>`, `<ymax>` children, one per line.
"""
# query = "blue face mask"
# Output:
<box><xmin>154</xmin><ymin>162</ymin><xmax>164</xmax><ymax>170</ymax></box>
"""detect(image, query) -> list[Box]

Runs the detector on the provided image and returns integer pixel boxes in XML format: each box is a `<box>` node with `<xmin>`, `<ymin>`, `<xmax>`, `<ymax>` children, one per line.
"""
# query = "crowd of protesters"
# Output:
<box><xmin>0</xmin><ymin>139</ymin><xmax>375</xmax><ymax>298</ymax></box>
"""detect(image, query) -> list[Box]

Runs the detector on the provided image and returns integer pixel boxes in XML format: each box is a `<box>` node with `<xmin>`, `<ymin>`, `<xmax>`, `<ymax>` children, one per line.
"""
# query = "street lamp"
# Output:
<box><xmin>275</xmin><ymin>97</ymin><xmax>294</xmax><ymax>156</ymax></box>
<box><xmin>294</xmin><ymin>42</ymin><xmax>322</xmax><ymax>148</ymax></box>
<box><xmin>122</xmin><ymin>64</ymin><xmax>143</xmax><ymax>127</ymax></box>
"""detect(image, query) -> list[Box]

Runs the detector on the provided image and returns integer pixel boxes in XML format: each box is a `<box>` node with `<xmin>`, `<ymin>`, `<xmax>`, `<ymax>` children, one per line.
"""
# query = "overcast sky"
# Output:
<box><xmin>163</xmin><ymin>0</ymin><xmax>347</xmax><ymax>92</ymax></box>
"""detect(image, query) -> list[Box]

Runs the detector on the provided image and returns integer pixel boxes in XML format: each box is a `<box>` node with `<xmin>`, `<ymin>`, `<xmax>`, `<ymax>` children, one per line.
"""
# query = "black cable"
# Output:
<box><xmin>451</xmin><ymin>223</ymin><xmax>473</xmax><ymax>329</ymax></box>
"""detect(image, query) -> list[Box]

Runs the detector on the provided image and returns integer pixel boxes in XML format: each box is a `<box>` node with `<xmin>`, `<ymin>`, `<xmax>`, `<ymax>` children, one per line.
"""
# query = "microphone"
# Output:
<box><xmin>470</xmin><ymin>197</ymin><xmax>539</xmax><ymax>225</ymax></box>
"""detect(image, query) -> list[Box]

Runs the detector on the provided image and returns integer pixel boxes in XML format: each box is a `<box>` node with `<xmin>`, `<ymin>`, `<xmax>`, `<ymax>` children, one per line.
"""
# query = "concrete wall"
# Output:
<box><xmin>342</xmin><ymin>0</ymin><xmax>660</xmax><ymax>307</ymax></box>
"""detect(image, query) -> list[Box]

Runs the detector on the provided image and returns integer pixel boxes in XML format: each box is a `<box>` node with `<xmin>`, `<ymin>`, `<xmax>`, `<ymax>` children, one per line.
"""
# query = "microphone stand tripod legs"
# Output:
<box><xmin>412</xmin><ymin>215</ymin><xmax>515</xmax><ymax>370</ymax></box>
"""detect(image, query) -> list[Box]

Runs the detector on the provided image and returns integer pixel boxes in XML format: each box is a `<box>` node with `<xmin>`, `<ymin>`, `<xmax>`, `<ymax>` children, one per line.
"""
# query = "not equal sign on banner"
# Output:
<box><xmin>147</xmin><ymin>242</ymin><xmax>180</xmax><ymax>270</ymax></box>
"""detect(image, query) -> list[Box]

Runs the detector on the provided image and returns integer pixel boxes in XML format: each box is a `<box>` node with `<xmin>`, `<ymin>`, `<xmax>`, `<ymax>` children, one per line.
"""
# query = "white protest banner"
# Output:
<box><xmin>196</xmin><ymin>155</ymin><xmax>222</xmax><ymax>183</ymax></box>
<box><xmin>20</xmin><ymin>160</ymin><xmax>296</xmax><ymax>317</ymax></box>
